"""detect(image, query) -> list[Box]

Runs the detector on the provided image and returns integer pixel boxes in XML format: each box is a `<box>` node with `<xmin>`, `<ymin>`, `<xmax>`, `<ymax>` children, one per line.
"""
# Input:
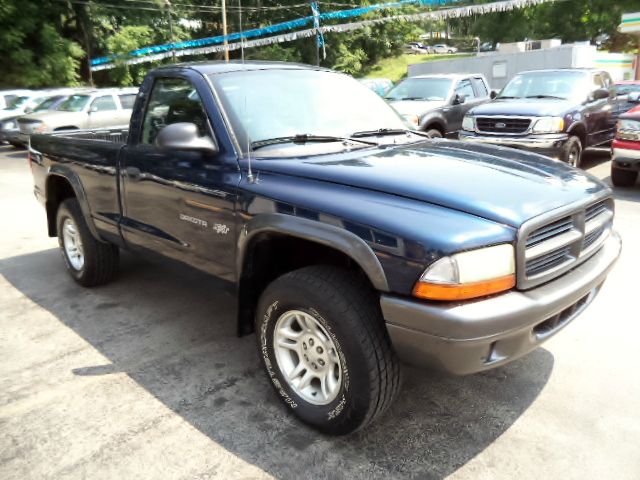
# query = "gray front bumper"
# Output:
<box><xmin>458</xmin><ymin>131</ymin><xmax>569</xmax><ymax>155</ymax></box>
<box><xmin>381</xmin><ymin>231</ymin><xmax>621</xmax><ymax>375</ymax></box>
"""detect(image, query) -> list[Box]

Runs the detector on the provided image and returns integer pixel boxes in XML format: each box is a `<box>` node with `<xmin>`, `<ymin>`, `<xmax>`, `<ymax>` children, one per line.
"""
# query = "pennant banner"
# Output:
<box><xmin>91</xmin><ymin>0</ymin><xmax>559</xmax><ymax>71</ymax></box>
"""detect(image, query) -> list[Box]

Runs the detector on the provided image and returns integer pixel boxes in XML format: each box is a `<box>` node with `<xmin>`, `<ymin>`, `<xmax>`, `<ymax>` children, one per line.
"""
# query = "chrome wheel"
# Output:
<box><xmin>62</xmin><ymin>218</ymin><xmax>84</xmax><ymax>270</ymax></box>
<box><xmin>568</xmin><ymin>145</ymin><xmax>580</xmax><ymax>167</ymax></box>
<box><xmin>273</xmin><ymin>310</ymin><xmax>342</xmax><ymax>405</ymax></box>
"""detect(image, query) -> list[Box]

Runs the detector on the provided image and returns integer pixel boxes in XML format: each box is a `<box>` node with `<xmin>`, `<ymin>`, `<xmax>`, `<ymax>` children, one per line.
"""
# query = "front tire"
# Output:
<box><xmin>560</xmin><ymin>135</ymin><xmax>582</xmax><ymax>168</ymax></box>
<box><xmin>255</xmin><ymin>266</ymin><xmax>401</xmax><ymax>435</ymax></box>
<box><xmin>57</xmin><ymin>198</ymin><xmax>119</xmax><ymax>287</ymax></box>
<box><xmin>611</xmin><ymin>167</ymin><xmax>638</xmax><ymax>187</ymax></box>
<box><xmin>426</xmin><ymin>128</ymin><xmax>443</xmax><ymax>139</ymax></box>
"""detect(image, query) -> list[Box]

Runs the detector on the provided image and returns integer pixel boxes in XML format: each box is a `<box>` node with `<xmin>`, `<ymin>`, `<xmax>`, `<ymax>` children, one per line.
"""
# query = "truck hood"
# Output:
<box><xmin>470</xmin><ymin>98</ymin><xmax>576</xmax><ymax>117</ymax></box>
<box><xmin>253</xmin><ymin>140</ymin><xmax>608</xmax><ymax>228</ymax></box>
<box><xmin>388</xmin><ymin>100</ymin><xmax>447</xmax><ymax>117</ymax></box>
<box><xmin>19</xmin><ymin>110</ymin><xmax>82</xmax><ymax>125</ymax></box>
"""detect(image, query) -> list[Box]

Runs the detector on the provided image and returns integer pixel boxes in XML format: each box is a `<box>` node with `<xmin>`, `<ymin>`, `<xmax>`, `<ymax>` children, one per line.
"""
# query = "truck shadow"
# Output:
<box><xmin>0</xmin><ymin>248</ymin><xmax>554</xmax><ymax>480</ymax></box>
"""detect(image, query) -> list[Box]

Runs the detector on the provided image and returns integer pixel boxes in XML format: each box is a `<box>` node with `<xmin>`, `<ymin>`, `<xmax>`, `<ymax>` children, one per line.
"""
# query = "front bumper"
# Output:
<box><xmin>458</xmin><ymin>131</ymin><xmax>568</xmax><ymax>157</ymax></box>
<box><xmin>381</xmin><ymin>231</ymin><xmax>621</xmax><ymax>375</ymax></box>
<box><xmin>612</xmin><ymin>146</ymin><xmax>640</xmax><ymax>171</ymax></box>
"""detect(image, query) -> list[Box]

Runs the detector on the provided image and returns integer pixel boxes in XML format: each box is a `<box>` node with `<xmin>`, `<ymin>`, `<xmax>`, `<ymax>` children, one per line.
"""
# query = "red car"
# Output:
<box><xmin>612</xmin><ymin>103</ymin><xmax>640</xmax><ymax>187</ymax></box>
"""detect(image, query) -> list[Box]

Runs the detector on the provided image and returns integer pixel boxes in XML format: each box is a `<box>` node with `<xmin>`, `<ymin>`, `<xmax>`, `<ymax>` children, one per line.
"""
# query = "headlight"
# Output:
<box><xmin>403</xmin><ymin>114</ymin><xmax>420</xmax><ymax>129</ymax></box>
<box><xmin>462</xmin><ymin>115</ymin><xmax>475</xmax><ymax>131</ymax></box>
<box><xmin>617</xmin><ymin>118</ymin><xmax>640</xmax><ymax>141</ymax></box>
<box><xmin>413</xmin><ymin>244</ymin><xmax>515</xmax><ymax>301</ymax></box>
<box><xmin>531</xmin><ymin>117</ymin><xmax>564</xmax><ymax>134</ymax></box>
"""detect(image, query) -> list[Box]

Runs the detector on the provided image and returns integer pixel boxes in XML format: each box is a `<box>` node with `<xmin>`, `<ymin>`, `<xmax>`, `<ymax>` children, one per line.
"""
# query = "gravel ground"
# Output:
<box><xmin>1</xmin><ymin>146</ymin><xmax>639</xmax><ymax>480</ymax></box>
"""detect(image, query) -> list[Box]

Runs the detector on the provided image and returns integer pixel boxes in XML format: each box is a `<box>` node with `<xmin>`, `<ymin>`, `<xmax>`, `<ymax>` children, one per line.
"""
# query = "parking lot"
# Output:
<box><xmin>1</xmin><ymin>144</ymin><xmax>639</xmax><ymax>479</ymax></box>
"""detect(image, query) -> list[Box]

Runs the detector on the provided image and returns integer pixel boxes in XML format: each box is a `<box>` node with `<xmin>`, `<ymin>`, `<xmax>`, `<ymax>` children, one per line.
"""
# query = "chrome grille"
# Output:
<box><xmin>517</xmin><ymin>196</ymin><xmax>614</xmax><ymax>289</ymax></box>
<box><xmin>476</xmin><ymin>117</ymin><xmax>531</xmax><ymax>134</ymax></box>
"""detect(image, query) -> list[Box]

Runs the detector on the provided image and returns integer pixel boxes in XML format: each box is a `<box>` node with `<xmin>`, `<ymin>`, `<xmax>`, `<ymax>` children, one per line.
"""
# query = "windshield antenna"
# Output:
<box><xmin>238</xmin><ymin>0</ymin><xmax>254</xmax><ymax>183</ymax></box>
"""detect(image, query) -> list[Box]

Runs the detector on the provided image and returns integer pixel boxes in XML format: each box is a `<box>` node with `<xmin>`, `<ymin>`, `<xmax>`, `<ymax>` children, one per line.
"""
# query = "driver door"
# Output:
<box><xmin>445</xmin><ymin>78</ymin><xmax>476</xmax><ymax>133</ymax></box>
<box><xmin>120</xmin><ymin>74</ymin><xmax>239</xmax><ymax>280</ymax></box>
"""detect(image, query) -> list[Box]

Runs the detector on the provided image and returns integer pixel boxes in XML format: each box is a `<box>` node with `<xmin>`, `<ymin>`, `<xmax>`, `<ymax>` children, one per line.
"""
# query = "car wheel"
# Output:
<box><xmin>426</xmin><ymin>129</ymin><xmax>443</xmax><ymax>139</ymax></box>
<box><xmin>255</xmin><ymin>265</ymin><xmax>401</xmax><ymax>435</ymax></box>
<box><xmin>9</xmin><ymin>142</ymin><xmax>24</xmax><ymax>149</ymax></box>
<box><xmin>57</xmin><ymin>198</ymin><xmax>119</xmax><ymax>287</ymax></box>
<box><xmin>448</xmin><ymin>50</ymin><xmax>454</xmax><ymax>54</ymax></box>
<box><xmin>611</xmin><ymin>167</ymin><xmax>638</xmax><ymax>187</ymax></box>
<box><xmin>560</xmin><ymin>135</ymin><xmax>582</xmax><ymax>168</ymax></box>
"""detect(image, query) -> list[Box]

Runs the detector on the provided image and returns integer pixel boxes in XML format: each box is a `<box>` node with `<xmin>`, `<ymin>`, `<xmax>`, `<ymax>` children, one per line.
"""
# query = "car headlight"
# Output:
<box><xmin>413</xmin><ymin>244</ymin><xmax>516</xmax><ymax>301</ymax></box>
<box><xmin>2</xmin><ymin>121</ymin><xmax>15</xmax><ymax>130</ymax></box>
<box><xmin>531</xmin><ymin>117</ymin><xmax>564</xmax><ymax>134</ymax></box>
<box><xmin>462</xmin><ymin>115</ymin><xmax>475</xmax><ymax>132</ymax></box>
<box><xmin>403</xmin><ymin>114</ymin><xmax>420</xmax><ymax>129</ymax></box>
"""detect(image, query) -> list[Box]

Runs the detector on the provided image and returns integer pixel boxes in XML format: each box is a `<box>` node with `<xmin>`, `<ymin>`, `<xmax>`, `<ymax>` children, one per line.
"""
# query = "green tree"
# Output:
<box><xmin>106</xmin><ymin>26</ymin><xmax>154</xmax><ymax>86</ymax></box>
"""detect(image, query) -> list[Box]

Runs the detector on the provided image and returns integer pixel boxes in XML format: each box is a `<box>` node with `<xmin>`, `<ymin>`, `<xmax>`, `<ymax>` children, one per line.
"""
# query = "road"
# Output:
<box><xmin>1</xmin><ymin>146</ymin><xmax>639</xmax><ymax>480</ymax></box>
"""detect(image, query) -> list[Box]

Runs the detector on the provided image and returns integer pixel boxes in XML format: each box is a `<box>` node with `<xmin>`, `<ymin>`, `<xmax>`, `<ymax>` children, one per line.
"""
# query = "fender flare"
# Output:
<box><xmin>237</xmin><ymin>213</ymin><xmax>389</xmax><ymax>292</ymax></box>
<box><xmin>566</xmin><ymin>121</ymin><xmax>587</xmax><ymax>145</ymax></box>
<box><xmin>47</xmin><ymin>165</ymin><xmax>102</xmax><ymax>240</ymax></box>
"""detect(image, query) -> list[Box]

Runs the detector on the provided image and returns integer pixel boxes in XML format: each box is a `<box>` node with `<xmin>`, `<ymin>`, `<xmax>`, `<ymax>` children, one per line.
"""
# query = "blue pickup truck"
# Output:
<box><xmin>29</xmin><ymin>61</ymin><xmax>621</xmax><ymax>435</ymax></box>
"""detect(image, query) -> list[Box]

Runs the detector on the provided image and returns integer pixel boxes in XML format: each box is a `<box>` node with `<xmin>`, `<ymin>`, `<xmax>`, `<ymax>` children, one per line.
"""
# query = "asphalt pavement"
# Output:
<box><xmin>1</xmin><ymin>145</ymin><xmax>639</xmax><ymax>480</ymax></box>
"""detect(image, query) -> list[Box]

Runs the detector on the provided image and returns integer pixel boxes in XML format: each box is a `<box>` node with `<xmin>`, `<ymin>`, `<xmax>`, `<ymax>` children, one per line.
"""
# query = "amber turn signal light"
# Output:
<box><xmin>412</xmin><ymin>274</ymin><xmax>516</xmax><ymax>301</ymax></box>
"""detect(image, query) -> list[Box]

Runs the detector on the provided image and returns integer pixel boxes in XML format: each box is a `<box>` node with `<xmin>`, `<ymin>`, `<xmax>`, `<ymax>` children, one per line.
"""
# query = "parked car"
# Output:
<box><xmin>18</xmin><ymin>88</ymin><xmax>138</xmax><ymax>143</ymax></box>
<box><xmin>29</xmin><ymin>61</ymin><xmax>620</xmax><ymax>435</ymax></box>
<box><xmin>0</xmin><ymin>89</ymin><xmax>32</xmax><ymax>110</ymax></box>
<box><xmin>385</xmin><ymin>73</ymin><xmax>493</xmax><ymax>137</ymax></box>
<box><xmin>431</xmin><ymin>44</ymin><xmax>458</xmax><ymax>54</ymax></box>
<box><xmin>403</xmin><ymin>43</ymin><xmax>430</xmax><ymax>55</ymax></box>
<box><xmin>480</xmin><ymin>42</ymin><xmax>494</xmax><ymax>52</ymax></box>
<box><xmin>459</xmin><ymin>68</ymin><xmax>627</xmax><ymax>167</ymax></box>
<box><xmin>359</xmin><ymin>78</ymin><xmax>394</xmax><ymax>97</ymax></box>
<box><xmin>614</xmin><ymin>80</ymin><xmax>640</xmax><ymax>112</ymax></box>
<box><xmin>611</xmin><ymin>94</ymin><xmax>640</xmax><ymax>187</ymax></box>
<box><xmin>0</xmin><ymin>93</ymin><xmax>72</xmax><ymax>148</ymax></box>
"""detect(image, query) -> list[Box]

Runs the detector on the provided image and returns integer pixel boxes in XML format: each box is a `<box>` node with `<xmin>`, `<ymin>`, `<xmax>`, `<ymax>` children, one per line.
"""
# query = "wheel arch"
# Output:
<box><xmin>236</xmin><ymin>213</ymin><xmax>389</xmax><ymax>336</ymax></box>
<box><xmin>45</xmin><ymin>168</ymin><xmax>100</xmax><ymax>240</ymax></box>
<box><xmin>567</xmin><ymin>122</ymin><xmax>587</xmax><ymax>147</ymax></box>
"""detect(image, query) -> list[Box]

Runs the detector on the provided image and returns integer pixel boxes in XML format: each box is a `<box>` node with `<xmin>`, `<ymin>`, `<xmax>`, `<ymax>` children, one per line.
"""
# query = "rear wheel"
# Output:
<box><xmin>56</xmin><ymin>198</ymin><xmax>119</xmax><ymax>286</ymax></box>
<box><xmin>611</xmin><ymin>167</ymin><xmax>638</xmax><ymax>187</ymax></box>
<box><xmin>255</xmin><ymin>266</ymin><xmax>401</xmax><ymax>435</ymax></box>
<box><xmin>560</xmin><ymin>135</ymin><xmax>582</xmax><ymax>168</ymax></box>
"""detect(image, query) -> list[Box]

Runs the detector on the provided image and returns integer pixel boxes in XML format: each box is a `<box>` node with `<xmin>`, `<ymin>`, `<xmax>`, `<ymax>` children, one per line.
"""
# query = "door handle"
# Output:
<box><xmin>124</xmin><ymin>166</ymin><xmax>141</xmax><ymax>180</ymax></box>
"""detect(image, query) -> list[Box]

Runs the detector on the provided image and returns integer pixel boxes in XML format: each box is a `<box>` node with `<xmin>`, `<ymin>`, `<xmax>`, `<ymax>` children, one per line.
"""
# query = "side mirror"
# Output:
<box><xmin>156</xmin><ymin>122</ymin><xmax>218</xmax><ymax>153</ymax></box>
<box><xmin>490</xmin><ymin>90</ymin><xmax>498</xmax><ymax>100</ymax></box>
<box><xmin>628</xmin><ymin>91</ymin><xmax>640</xmax><ymax>103</ymax></box>
<box><xmin>24</xmin><ymin>106</ymin><xmax>34</xmax><ymax>114</ymax></box>
<box><xmin>89</xmin><ymin>105</ymin><xmax>99</xmax><ymax>113</ymax></box>
<box><xmin>592</xmin><ymin>88</ymin><xmax>610</xmax><ymax>101</ymax></box>
<box><xmin>453</xmin><ymin>94</ymin><xmax>466</xmax><ymax>105</ymax></box>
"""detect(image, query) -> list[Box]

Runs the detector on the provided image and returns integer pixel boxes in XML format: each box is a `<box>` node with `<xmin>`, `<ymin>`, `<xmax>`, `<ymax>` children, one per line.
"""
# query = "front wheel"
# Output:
<box><xmin>255</xmin><ymin>266</ymin><xmax>401</xmax><ymax>435</ymax></box>
<box><xmin>426</xmin><ymin>128</ymin><xmax>443</xmax><ymax>139</ymax></box>
<box><xmin>57</xmin><ymin>198</ymin><xmax>119</xmax><ymax>287</ymax></box>
<box><xmin>559</xmin><ymin>135</ymin><xmax>582</xmax><ymax>168</ymax></box>
<box><xmin>611</xmin><ymin>167</ymin><xmax>638</xmax><ymax>187</ymax></box>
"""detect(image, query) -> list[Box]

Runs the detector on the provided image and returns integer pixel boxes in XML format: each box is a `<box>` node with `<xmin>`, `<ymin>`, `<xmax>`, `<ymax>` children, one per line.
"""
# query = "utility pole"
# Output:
<box><xmin>165</xmin><ymin>0</ymin><xmax>176</xmax><ymax>62</ymax></box>
<box><xmin>222</xmin><ymin>0</ymin><xmax>229</xmax><ymax>62</ymax></box>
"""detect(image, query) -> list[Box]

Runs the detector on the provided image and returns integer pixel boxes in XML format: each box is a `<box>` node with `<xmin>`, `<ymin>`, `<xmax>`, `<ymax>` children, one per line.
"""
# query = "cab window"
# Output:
<box><xmin>471</xmin><ymin>77</ymin><xmax>488</xmax><ymax>97</ymax></box>
<box><xmin>141</xmin><ymin>77</ymin><xmax>210</xmax><ymax>145</ymax></box>
<box><xmin>455</xmin><ymin>79</ymin><xmax>475</xmax><ymax>99</ymax></box>
<box><xmin>91</xmin><ymin>96</ymin><xmax>117</xmax><ymax>112</ymax></box>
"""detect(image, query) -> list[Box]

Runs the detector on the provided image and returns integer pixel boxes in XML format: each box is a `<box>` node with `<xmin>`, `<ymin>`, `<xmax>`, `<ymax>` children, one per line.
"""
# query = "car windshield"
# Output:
<box><xmin>499</xmin><ymin>71</ymin><xmax>591</xmax><ymax>100</ymax></box>
<box><xmin>34</xmin><ymin>96</ymin><xmax>62</xmax><ymax>112</ymax></box>
<box><xmin>385</xmin><ymin>78</ymin><xmax>452</xmax><ymax>101</ymax></box>
<box><xmin>211</xmin><ymin>69</ymin><xmax>407</xmax><ymax>153</ymax></box>
<box><xmin>615</xmin><ymin>84</ymin><xmax>640</xmax><ymax>95</ymax></box>
<box><xmin>57</xmin><ymin>94</ymin><xmax>91</xmax><ymax>112</ymax></box>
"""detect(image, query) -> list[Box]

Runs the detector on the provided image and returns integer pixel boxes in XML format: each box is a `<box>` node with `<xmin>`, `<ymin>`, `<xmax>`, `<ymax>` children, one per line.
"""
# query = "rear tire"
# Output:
<box><xmin>56</xmin><ymin>198</ymin><xmax>119</xmax><ymax>287</ymax></box>
<box><xmin>426</xmin><ymin>128</ymin><xmax>443</xmax><ymax>139</ymax></box>
<box><xmin>560</xmin><ymin>135</ymin><xmax>582</xmax><ymax>168</ymax></box>
<box><xmin>611</xmin><ymin>167</ymin><xmax>638</xmax><ymax>187</ymax></box>
<box><xmin>255</xmin><ymin>266</ymin><xmax>401</xmax><ymax>435</ymax></box>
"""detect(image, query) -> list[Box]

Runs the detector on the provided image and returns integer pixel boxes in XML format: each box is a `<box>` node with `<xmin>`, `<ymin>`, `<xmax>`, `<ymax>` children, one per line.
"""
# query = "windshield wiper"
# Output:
<box><xmin>525</xmin><ymin>94</ymin><xmax>565</xmax><ymax>100</ymax></box>
<box><xmin>351</xmin><ymin>128</ymin><xmax>432</xmax><ymax>139</ymax></box>
<box><xmin>385</xmin><ymin>96</ymin><xmax>425</xmax><ymax>101</ymax></box>
<box><xmin>496</xmin><ymin>96</ymin><xmax>519</xmax><ymax>99</ymax></box>
<box><xmin>250</xmin><ymin>134</ymin><xmax>376</xmax><ymax>151</ymax></box>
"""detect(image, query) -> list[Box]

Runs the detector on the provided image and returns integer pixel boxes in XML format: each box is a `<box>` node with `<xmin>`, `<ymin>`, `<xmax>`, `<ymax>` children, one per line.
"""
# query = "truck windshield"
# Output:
<box><xmin>57</xmin><ymin>95</ymin><xmax>91</xmax><ymax>112</ymax></box>
<box><xmin>6</xmin><ymin>96</ymin><xmax>30</xmax><ymax>110</ymax></box>
<box><xmin>499</xmin><ymin>71</ymin><xmax>590</xmax><ymax>100</ymax></box>
<box><xmin>385</xmin><ymin>78</ymin><xmax>452</xmax><ymax>101</ymax></box>
<box><xmin>34</xmin><ymin>96</ymin><xmax>62</xmax><ymax>112</ymax></box>
<box><xmin>211</xmin><ymin>69</ymin><xmax>407</xmax><ymax>152</ymax></box>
